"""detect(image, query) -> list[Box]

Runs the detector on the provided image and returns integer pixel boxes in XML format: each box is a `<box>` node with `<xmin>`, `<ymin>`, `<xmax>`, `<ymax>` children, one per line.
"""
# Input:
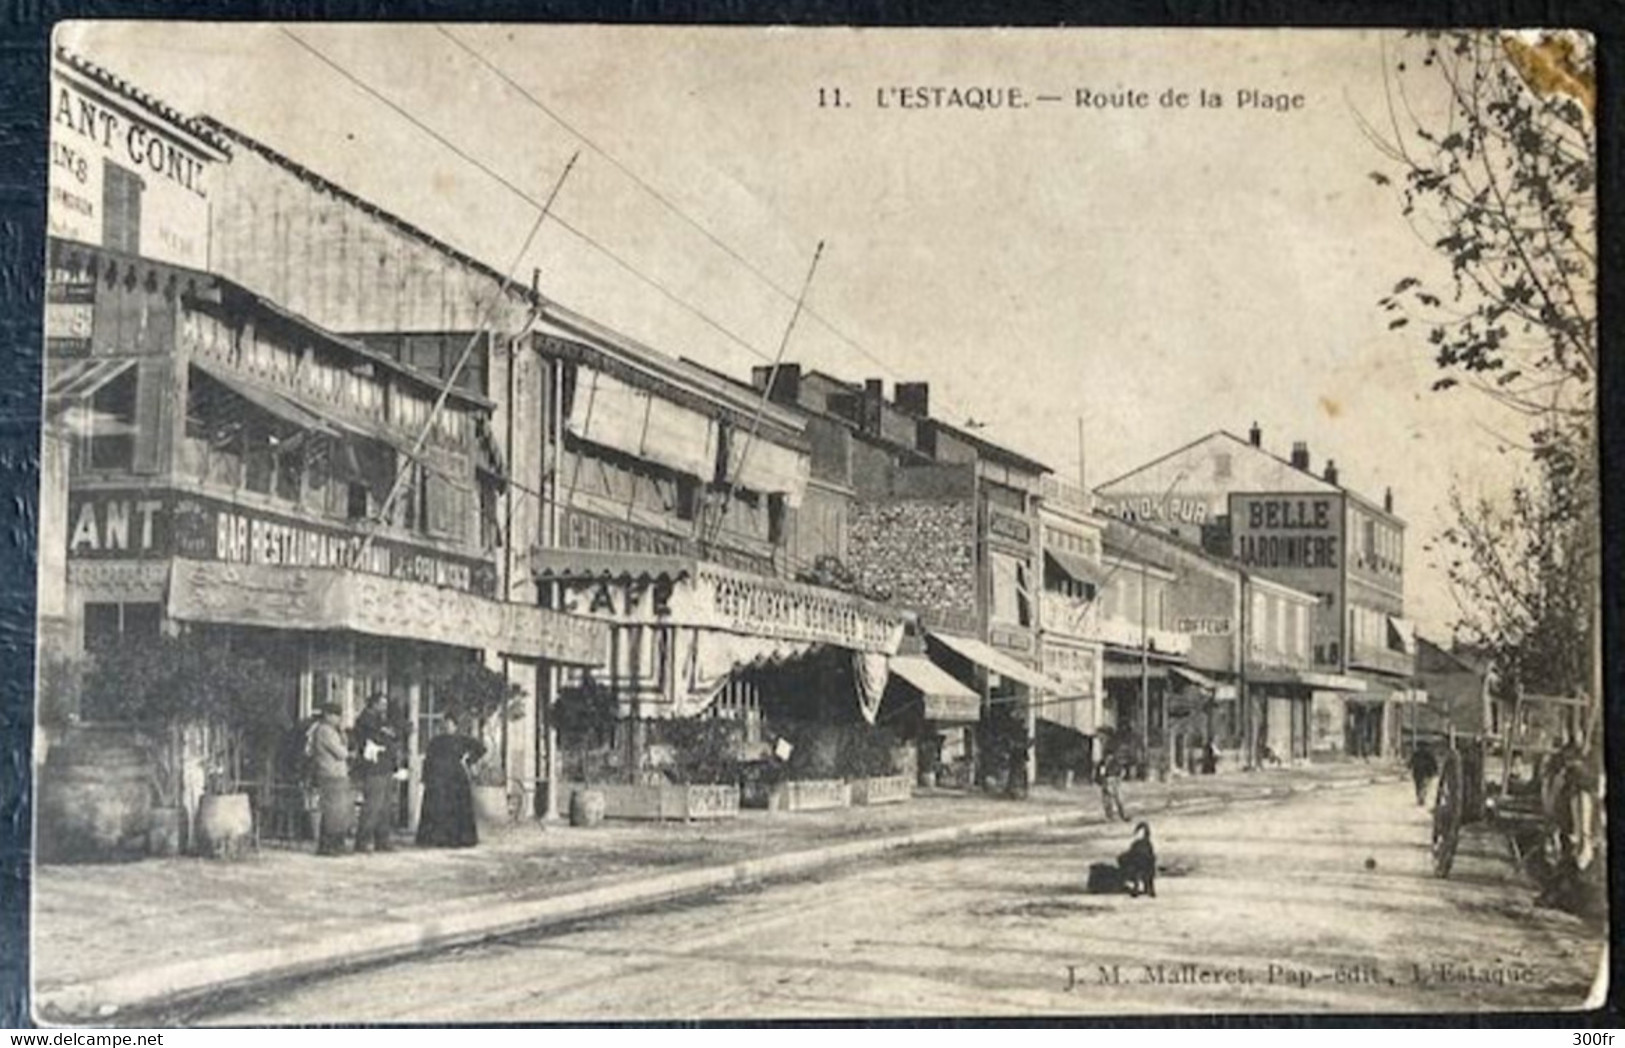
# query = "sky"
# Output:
<box><xmin>54</xmin><ymin>23</ymin><xmax>1569</xmax><ymax>637</ymax></box>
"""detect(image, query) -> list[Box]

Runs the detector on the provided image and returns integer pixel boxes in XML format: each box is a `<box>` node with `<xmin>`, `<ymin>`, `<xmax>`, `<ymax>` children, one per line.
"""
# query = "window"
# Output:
<box><xmin>990</xmin><ymin>551</ymin><xmax>1032</xmax><ymax>627</ymax></box>
<box><xmin>83</xmin><ymin>601</ymin><xmax>161</xmax><ymax>652</ymax></box>
<box><xmin>347</xmin><ymin>483</ymin><xmax>370</xmax><ymax>522</ymax></box>
<box><xmin>1213</xmin><ymin>453</ymin><xmax>1232</xmax><ymax>479</ymax></box>
<box><xmin>85</xmin><ymin>367</ymin><xmax>138</xmax><ymax>472</ymax></box>
<box><xmin>102</xmin><ymin>161</ymin><xmax>143</xmax><ymax>254</ymax></box>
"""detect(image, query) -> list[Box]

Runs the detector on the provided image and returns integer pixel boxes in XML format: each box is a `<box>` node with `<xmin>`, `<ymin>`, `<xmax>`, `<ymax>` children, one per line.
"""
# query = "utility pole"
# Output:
<box><xmin>1139</xmin><ymin>560</ymin><xmax>1150</xmax><ymax>780</ymax></box>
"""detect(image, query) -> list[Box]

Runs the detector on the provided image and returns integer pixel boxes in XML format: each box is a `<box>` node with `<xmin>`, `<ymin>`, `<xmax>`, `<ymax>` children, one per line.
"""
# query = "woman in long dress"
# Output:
<box><xmin>416</xmin><ymin>717</ymin><xmax>486</xmax><ymax>848</ymax></box>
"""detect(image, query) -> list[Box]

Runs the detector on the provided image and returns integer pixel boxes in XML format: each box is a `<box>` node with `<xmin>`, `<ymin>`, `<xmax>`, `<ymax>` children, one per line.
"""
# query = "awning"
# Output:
<box><xmin>1045</xmin><ymin>548</ymin><xmax>1108</xmax><ymax>589</ymax></box>
<box><xmin>45</xmin><ymin>357</ymin><xmax>137</xmax><ymax>410</ymax></box>
<box><xmin>569</xmin><ymin>364</ymin><xmax>719</xmax><ymax>482</ymax></box>
<box><xmin>891</xmin><ymin>655</ymin><xmax>982</xmax><ymax>722</ymax></box>
<box><xmin>927</xmin><ymin>631</ymin><xmax>1068</xmax><ymax>692</ymax></box>
<box><xmin>1387</xmin><ymin>616</ymin><xmax>1417</xmax><ymax>655</ymax></box>
<box><xmin>1250</xmin><ymin>668</ymin><xmax>1368</xmax><ymax>692</ymax></box>
<box><xmin>1171</xmin><ymin>665</ymin><xmax>1239</xmax><ymax>700</ymax></box>
<box><xmin>191</xmin><ymin>361</ymin><xmax>340</xmax><ymax>437</ymax></box>
<box><xmin>166</xmin><ymin>558</ymin><xmax>607</xmax><ymax>664</ymax></box>
<box><xmin>532</xmin><ymin>549</ymin><xmax>697</xmax><ymax>584</ymax></box>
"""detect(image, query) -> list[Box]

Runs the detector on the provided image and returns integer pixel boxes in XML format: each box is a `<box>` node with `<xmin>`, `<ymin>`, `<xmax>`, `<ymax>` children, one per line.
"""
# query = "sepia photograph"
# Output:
<box><xmin>28</xmin><ymin>23</ymin><xmax>1605</xmax><ymax>1023</ymax></box>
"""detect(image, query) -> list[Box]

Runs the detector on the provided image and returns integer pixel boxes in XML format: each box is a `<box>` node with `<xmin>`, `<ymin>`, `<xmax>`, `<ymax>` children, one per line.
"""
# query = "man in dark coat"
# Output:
<box><xmin>416</xmin><ymin>716</ymin><xmax>486</xmax><ymax>848</ymax></box>
<box><xmin>1410</xmin><ymin>743</ymin><xmax>1439</xmax><ymax>807</ymax></box>
<box><xmin>353</xmin><ymin>693</ymin><xmax>404</xmax><ymax>853</ymax></box>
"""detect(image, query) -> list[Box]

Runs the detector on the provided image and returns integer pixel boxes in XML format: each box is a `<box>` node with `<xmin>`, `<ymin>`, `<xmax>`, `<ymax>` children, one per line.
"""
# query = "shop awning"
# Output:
<box><xmin>1387</xmin><ymin>616</ymin><xmax>1417</xmax><ymax>655</ymax></box>
<box><xmin>891</xmin><ymin>655</ymin><xmax>982</xmax><ymax>722</ymax></box>
<box><xmin>569</xmin><ymin>365</ymin><xmax>719</xmax><ymax>482</ymax></box>
<box><xmin>1250</xmin><ymin>667</ymin><xmax>1369</xmax><ymax>692</ymax></box>
<box><xmin>1171</xmin><ymin>665</ymin><xmax>1239</xmax><ymax>700</ymax></box>
<box><xmin>45</xmin><ymin>357</ymin><xmax>137</xmax><ymax>411</ymax></box>
<box><xmin>166</xmin><ymin>558</ymin><xmax>608</xmax><ymax>663</ymax></box>
<box><xmin>191</xmin><ymin>360</ymin><xmax>342</xmax><ymax>437</ymax></box>
<box><xmin>927</xmin><ymin>631</ymin><xmax>1068</xmax><ymax>692</ymax></box>
<box><xmin>531</xmin><ymin>548</ymin><xmax>696</xmax><ymax>584</ymax></box>
<box><xmin>1045</xmin><ymin>548</ymin><xmax>1109</xmax><ymax>589</ymax></box>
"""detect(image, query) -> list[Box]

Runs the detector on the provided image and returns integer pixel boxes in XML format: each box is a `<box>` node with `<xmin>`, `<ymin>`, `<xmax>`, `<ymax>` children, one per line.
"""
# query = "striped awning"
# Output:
<box><xmin>927</xmin><ymin>630</ymin><xmax>1068</xmax><ymax>693</ymax></box>
<box><xmin>1045</xmin><ymin>548</ymin><xmax>1109</xmax><ymax>589</ymax></box>
<box><xmin>891</xmin><ymin>655</ymin><xmax>982</xmax><ymax>722</ymax></box>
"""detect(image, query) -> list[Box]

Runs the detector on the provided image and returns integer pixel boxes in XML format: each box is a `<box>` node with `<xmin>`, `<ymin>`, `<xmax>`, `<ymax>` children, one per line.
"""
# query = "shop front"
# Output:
<box><xmin>1251</xmin><ymin>669</ymin><xmax>1367</xmax><ymax>765</ymax></box>
<box><xmin>533</xmin><ymin>550</ymin><xmax>907</xmax><ymax>783</ymax></box>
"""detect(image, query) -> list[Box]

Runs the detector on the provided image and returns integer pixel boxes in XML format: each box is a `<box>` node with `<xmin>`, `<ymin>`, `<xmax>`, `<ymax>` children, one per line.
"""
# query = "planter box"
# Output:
<box><xmin>849</xmin><ymin>774</ymin><xmax>912</xmax><ymax>806</ymax></box>
<box><xmin>563</xmin><ymin>782</ymin><xmax>739</xmax><ymax>822</ymax></box>
<box><xmin>769</xmin><ymin>779</ymin><xmax>852</xmax><ymax>813</ymax></box>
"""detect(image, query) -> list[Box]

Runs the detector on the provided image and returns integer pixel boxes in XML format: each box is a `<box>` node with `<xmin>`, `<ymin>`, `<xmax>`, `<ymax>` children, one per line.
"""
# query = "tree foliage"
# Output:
<box><xmin>1367</xmin><ymin>31</ymin><xmax>1597</xmax><ymax>702</ymax></box>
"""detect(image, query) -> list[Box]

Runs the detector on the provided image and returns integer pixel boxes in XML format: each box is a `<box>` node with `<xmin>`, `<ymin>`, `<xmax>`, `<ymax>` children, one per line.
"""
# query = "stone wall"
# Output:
<box><xmin>848</xmin><ymin>498</ymin><xmax>976</xmax><ymax>625</ymax></box>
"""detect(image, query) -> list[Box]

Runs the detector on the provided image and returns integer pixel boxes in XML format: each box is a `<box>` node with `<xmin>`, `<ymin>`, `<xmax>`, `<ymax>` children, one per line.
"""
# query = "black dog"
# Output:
<box><xmin>1086</xmin><ymin>822</ymin><xmax>1158</xmax><ymax>898</ymax></box>
<box><xmin>1117</xmin><ymin>821</ymin><xmax>1157</xmax><ymax>898</ymax></box>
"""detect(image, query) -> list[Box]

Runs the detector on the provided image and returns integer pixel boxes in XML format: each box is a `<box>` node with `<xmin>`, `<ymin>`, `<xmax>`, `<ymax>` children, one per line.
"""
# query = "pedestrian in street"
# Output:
<box><xmin>1409</xmin><ymin>742</ymin><xmax>1438</xmax><ymax>807</ymax></box>
<box><xmin>353</xmin><ymin>693</ymin><xmax>405</xmax><ymax>853</ymax></box>
<box><xmin>308</xmin><ymin>701</ymin><xmax>355</xmax><ymax>857</ymax></box>
<box><xmin>416</xmin><ymin>716</ymin><xmax>485</xmax><ymax>849</ymax></box>
<box><xmin>1201</xmin><ymin>740</ymin><xmax>1219</xmax><ymax>776</ymax></box>
<box><xmin>1097</xmin><ymin>743</ymin><xmax>1129</xmax><ymax>822</ymax></box>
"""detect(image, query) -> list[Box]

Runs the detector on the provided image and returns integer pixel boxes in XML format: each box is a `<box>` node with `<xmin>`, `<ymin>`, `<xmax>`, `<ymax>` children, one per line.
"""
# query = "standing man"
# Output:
<box><xmin>309</xmin><ymin>701</ymin><xmax>354</xmax><ymax>857</ymax></box>
<box><xmin>1409</xmin><ymin>742</ymin><xmax>1439</xmax><ymax>807</ymax></box>
<box><xmin>353</xmin><ymin>693</ymin><xmax>404</xmax><ymax>853</ymax></box>
<box><xmin>1097</xmin><ymin>739</ymin><xmax>1129</xmax><ymax>822</ymax></box>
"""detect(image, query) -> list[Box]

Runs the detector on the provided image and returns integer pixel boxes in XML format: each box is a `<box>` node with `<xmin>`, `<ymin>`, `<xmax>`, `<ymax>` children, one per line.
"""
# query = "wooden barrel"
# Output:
<box><xmin>196</xmin><ymin>793</ymin><xmax>255</xmax><ymax>859</ymax></box>
<box><xmin>37</xmin><ymin>726</ymin><xmax>153</xmax><ymax>863</ymax></box>
<box><xmin>569</xmin><ymin>787</ymin><xmax>605</xmax><ymax>827</ymax></box>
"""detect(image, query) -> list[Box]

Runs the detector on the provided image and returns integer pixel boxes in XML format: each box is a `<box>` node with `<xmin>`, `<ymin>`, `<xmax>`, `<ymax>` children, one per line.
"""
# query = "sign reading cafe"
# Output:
<box><xmin>66</xmin><ymin>490</ymin><xmax>496</xmax><ymax>597</ymax></box>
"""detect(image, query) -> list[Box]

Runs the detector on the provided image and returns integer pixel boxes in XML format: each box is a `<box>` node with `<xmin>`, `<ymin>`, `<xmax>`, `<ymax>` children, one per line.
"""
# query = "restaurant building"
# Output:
<box><xmin>1095</xmin><ymin>424</ymin><xmax>1417</xmax><ymax>759</ymax></box>
<box><xmin>189</xmin><ymin>113</ymin><xmax>906</xmax><ymax>802</ymax></box>
<box><xmin>40</xmin><ymin>52</ymin><xmax>608</xmax><ymax>834</ymax></box>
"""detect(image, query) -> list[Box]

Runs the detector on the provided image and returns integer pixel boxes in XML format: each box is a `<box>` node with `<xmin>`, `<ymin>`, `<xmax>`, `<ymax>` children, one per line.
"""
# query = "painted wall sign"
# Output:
<box><xmin>66</xmin><ymin>489</ymin><xmax>497</xmax><ymax>597</ymax></box>
<box><xmin>1099</xmin><ymin>496</ymin><xmax>1211</xmax><ymax>526</ymax></box>
<box><xmin>557</xmin><ymin>565</ymin><xmax>905</xmax><ymax>654</ymax></box>
<box><xmin>986</xmin><ymin>507</ymin><xmax>1033</xmax><ymax>544</ymax></box>
<box><xmin>48</xmin><ymin>68</ymin><xmax>218</xmax><ymax>269</ymax></box>
<box><xmin>1229</xmin><ymin>491</ymin><xmax>1346</xmax><ymax>670</ymax></box>
<box><xmin>1176</xmin><ymin>616</ymin><xmax>1233</xmax><ymax>636</ymax></box>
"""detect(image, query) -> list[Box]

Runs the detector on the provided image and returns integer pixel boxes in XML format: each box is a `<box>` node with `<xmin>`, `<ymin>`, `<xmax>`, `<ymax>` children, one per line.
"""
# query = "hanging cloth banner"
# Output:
<box><xmin>567</xmin><ymin>365</ymin><xmax>718</xmax><ymax>481</ymax></box>
<box><xmin>852</xmin><ymin>650</ymin><xmax>890</xmax><ymax>726</ymax></box>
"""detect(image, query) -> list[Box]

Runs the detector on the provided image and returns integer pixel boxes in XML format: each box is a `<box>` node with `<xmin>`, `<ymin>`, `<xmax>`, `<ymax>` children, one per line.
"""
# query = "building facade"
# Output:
<box><xmin>1095</xmin><ymin>424</ymin><xmax>1416</xmax><ymax>759</ymax></box>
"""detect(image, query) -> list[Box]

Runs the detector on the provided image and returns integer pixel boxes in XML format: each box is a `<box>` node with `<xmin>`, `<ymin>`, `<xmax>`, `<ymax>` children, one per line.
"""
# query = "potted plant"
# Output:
<box><xmin>555</xmin><ymin>675</ymin><xmax>619</xmax><ymax>825</ymax></box>
<box><xmin>431</xmin><ymin>661</ymin><xmax>526</xmax><ymax>830</ymax></box>
<box><xmin>82</xmin><ymin>633</ymin><xmax>288</xmax><ymax>859</ymax></box>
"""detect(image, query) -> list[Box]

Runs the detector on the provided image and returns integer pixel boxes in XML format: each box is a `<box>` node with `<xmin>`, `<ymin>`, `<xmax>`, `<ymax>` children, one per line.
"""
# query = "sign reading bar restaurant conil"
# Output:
<box><xmin>556</xmin><ymin>565</ymin><xmax>906</xmax><ymax>654</ymax></box>
<box><xmin>66</xmin><ymin>489</ymin><xmax>497</xmax><ymax>597</ymax></box>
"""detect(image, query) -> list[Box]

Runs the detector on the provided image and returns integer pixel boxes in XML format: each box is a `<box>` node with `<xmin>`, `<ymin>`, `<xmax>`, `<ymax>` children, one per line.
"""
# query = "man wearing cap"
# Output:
<box><xmin>353</xmin><ymin>693</ymin><xmax>404</xmax><ymax>853</ymax></box>
<box><xmin>309</xmin><ymin>701</ymin><xmax>354</xmax><ymax>857</ymax></box>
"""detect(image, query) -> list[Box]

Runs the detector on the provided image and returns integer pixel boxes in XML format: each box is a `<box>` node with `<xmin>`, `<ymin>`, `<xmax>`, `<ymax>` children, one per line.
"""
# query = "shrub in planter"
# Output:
<box><xmin>659</xmin><ymin>716</ymin><xmax>742</xmax><ymax>785</ymax></box>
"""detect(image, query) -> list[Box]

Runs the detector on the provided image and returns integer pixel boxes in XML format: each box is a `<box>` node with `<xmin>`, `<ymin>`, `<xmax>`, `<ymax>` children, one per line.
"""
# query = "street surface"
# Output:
<box><xmin>184</xmin><ymin>781</ymin><xmax>1604</xmax><ymax>1021</ymax></box>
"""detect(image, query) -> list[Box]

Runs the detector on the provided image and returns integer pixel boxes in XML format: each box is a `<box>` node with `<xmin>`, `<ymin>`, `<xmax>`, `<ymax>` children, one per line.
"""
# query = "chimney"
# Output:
<box><xmin>1384</xmin><ymin>487</ymin><xmax>1394</xmax><ymax>514</ymax></box>
<box><xmin>1290</xmin><ymin>441</ymin><xmax>1310</xmax><ymax>471</ymax></box>
<box><xmin>860</xmin><ymin>378</ymin><xmax>885</xmax><ymax>435</ymax></box>
<box><xmin>1323</xmin><ymin>459</ymin><xmax>1339</xmax><ymax>485</ymax></box>
<box><xmin>1249</xmin><ymin>421</ymin><xmax>1262</xmax><ymax>447</ymax></box>
<box><xmin>895</xmin><ymin>381</ymin><xmax>930</xmax><ymax>418</ymax></box>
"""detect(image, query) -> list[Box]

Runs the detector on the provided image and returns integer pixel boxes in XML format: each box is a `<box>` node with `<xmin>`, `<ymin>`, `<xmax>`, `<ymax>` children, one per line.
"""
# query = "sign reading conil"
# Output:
<box><xmin>48</xmin><ymin>65</ymin><xmax>220</xmax><ymax>269</ymax></box>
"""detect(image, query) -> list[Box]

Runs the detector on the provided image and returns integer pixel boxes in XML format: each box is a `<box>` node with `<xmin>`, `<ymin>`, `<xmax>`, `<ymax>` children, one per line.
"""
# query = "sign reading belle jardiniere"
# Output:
<box><xmin>66</xmin><ymin>488</ymin><xmax>497</xmax><ymax>597</ymax></box>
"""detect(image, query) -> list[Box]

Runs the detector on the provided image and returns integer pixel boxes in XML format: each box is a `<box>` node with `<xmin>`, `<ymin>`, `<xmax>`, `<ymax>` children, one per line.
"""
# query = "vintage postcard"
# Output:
<box><xmin>31</xmin><ymin>23</ymin><xmax>1604</xmax><ymax>1023</ymax></box>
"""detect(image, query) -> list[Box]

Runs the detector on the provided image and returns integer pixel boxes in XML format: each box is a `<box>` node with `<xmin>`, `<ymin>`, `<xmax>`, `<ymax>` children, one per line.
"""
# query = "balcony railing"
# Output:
<box><xmin>1041</xmin><ymin>592</ymin><xmax>1191</xmax><ymax>656</ymax></box>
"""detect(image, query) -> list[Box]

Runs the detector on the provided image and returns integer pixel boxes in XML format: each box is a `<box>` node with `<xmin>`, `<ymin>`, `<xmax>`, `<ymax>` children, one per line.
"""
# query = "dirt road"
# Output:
<box><xmin>187</xmin><ymin>781</ymin><xmax>1604</xmax><ymax>1022</ymax></box>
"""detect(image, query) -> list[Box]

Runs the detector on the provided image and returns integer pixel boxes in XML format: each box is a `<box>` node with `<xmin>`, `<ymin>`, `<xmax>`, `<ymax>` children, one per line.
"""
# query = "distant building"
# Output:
<box><xmin>1096</xmin><ymin>423</ymin><xmax>1416</xmax><ymax>759</ymax></box>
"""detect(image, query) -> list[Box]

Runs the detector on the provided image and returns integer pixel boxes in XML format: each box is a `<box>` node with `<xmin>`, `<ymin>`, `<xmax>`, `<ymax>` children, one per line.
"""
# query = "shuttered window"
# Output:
<box><xmin>101</xmin><ymin>161</ymin><xmax>143</xmax><ymax>255</ymax></box>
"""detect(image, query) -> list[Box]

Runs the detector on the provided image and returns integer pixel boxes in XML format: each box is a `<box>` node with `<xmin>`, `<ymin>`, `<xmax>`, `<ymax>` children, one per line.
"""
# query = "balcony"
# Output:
<box><xmin>1041</xmin><ymin>592</ymin><xmax>1191</xmax><ymax>656</ymax></box>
